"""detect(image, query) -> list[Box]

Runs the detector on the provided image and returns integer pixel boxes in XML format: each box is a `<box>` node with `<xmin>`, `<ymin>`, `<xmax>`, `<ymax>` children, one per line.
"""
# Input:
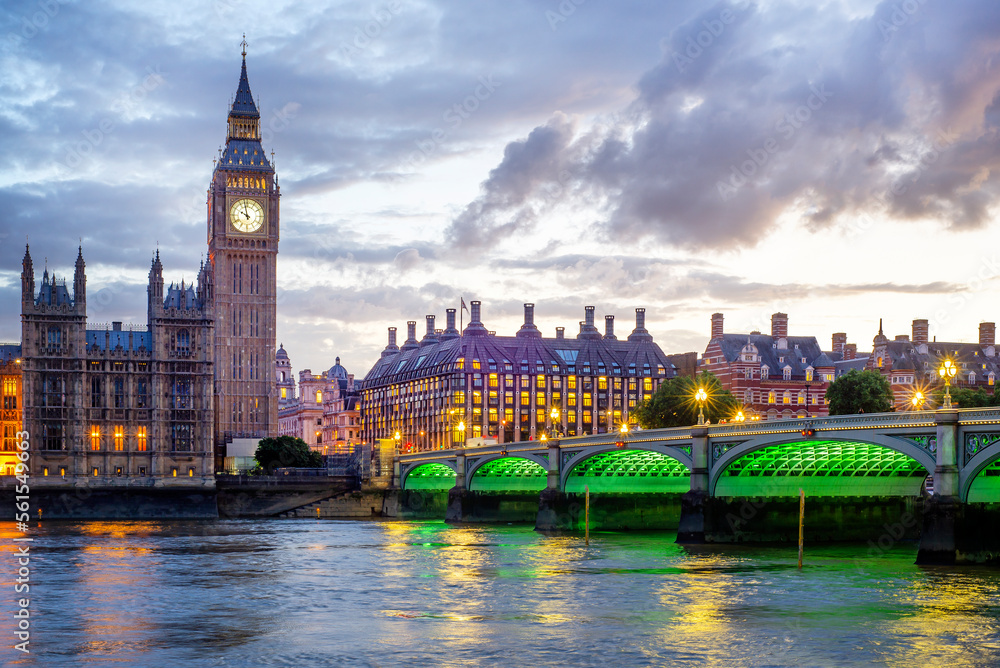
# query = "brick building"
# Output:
<box><xmin>360</xmin><ymin>301</ymin><xmax>676</xmax><ymax>451</ymax></box>
<box><xmin>701</xmin><ymin>312</ymin><xmax>865</xmax><ymax>420</ymax></box>
<box><xmin>867</xmin><ymin>318</ymin><xmax>1000</xmax><ymax>409</ymax></box>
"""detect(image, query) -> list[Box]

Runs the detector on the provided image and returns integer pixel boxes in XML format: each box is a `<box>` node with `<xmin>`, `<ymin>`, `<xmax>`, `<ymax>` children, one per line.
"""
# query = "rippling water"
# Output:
<box><xmin>2</xmin><ymin>519</ymin><xmax>1000</xmax><ymax>667</ymax></box>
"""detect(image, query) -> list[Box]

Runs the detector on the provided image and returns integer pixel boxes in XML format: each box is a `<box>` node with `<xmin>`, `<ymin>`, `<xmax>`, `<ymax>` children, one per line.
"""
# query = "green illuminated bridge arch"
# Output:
<box><xmin>468</xmin><ymin>456</ymin><xmax>547</xmax><ymax>492</ymax></box>
<box><xmin>710</xmin><ymin>438</ymin><xmax>932</xmax><ymax>497</ymax></box>
<box><xmin>562</xmin><ymin>448</ymin><xmax>690</xmax><ymax>493</ymax></box>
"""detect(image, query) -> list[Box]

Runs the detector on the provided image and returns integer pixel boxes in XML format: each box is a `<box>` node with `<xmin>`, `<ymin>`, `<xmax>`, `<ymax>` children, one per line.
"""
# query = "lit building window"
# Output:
<box><xmin>598</xmin><ymin>377</ymin><xmax>608</xmax><ymax>391</ymax></box>
<box><xmin>783</xmin><ymin>391</ymin><xmax>791</xmax><ymax>404</ymax></box>
<box><xmin>281</xmin><ymin>388</ymin><xmax>287</xmax><ymax>399</ymax></box>
<box><xmin>137</xmin><ymin>427</ymin><xmax>147</xmax><ymax>451</ymax></box>
<box><xmin>768</xmin><ymin>391</ymin><xmax>776</xmax><ymax>404</ymax></box>
<box><xmin>643</xmin><ymin>378</ymin><xmax>652</xmax><ymax>392</ymax></box>
<box><xmin>316</xmin><ymin>391</ymin><xmax>322</xmax><ymax>403</ymax></box>
<box><xmin>114</xmin><ymin>426</ymin><xmax>124</xmax><ymax>451</ymax></box>
<box><xmin>90</xmin><ymin>426</ymin><xmax>101</xmax><ymax>451</ymax></box>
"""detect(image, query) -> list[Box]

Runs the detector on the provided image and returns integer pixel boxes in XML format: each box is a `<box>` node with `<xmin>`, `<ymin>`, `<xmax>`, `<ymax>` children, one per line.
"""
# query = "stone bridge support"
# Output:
<box><xmin>444</xmin><ymin>450</ymin><xmax>469</xmax><ymax>523</ymax></box>
<box><xmin>536</xmin><ymin>443</ymin><xmax>568</xmax><ymax>531</ymax></box>
<box><xmin>677</xmin><ymin>426</ymin><xmax>709</xmax><ymax>543</ymax></box>
<box><xmin>918</xmin><ymin>411</ymin><xmax>962</xmax><ymax>564</ymax></box>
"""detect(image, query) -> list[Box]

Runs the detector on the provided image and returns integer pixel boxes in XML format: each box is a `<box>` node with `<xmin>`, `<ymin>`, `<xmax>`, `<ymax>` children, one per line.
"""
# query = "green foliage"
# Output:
<box><xmin>931</xmin><ymin>386</ymin><xmax>1000</xmax><ymax>408</ymax></box>
<box><xmin>633</xmin><ymin>371</ymin><xmax>739</xmax><ymax>429</ymax></box>
<box><xmin>826</xmin><ymin>369</ymin><xmax>894</xmax><ymax>415</ymax></box>
<box><xmin>253</xmin><ymin>435</ymin><xmax>322</xmax><ymax>473</ymax></box>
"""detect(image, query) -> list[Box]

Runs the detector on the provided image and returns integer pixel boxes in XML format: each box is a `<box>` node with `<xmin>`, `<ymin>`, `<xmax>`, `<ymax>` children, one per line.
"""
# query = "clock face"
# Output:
<box><xmin>230</xmin><ymin>198</ymin><xmax>264</xmax><ymax>233</ymax></box>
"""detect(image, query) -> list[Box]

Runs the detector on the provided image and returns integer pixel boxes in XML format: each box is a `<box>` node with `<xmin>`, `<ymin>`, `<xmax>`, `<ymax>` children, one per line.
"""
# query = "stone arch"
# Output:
<box><xmin>401</xmin><ymin>461</ymin><xmax>456</xmax><ymax>491</ymax></box>
<box><xmin>467</xmin><ymin>454</ymin><xmax>548</xmax><ymax>491</ymax></box>
<box><xmin>560</xmin><ymin>445</ymin><xmax>691</xmax><ymax>494</ymax></box>
<box><xmin>960</xmin><ymin>438</ymin><xmax>1000</xmax><ymax>502</ymax></box>
<box><xmin>710</xmin><ymin>434</ymin><xmax>933</xmax><ymax>497</ymax></box>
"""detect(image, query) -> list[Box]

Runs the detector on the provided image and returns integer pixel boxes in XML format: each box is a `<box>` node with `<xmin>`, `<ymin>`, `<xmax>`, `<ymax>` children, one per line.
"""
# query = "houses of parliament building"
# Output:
<box><xmin>17</xmin><ymin>46</ymin><xmax>279</xmax><ymax>487</ymax></box>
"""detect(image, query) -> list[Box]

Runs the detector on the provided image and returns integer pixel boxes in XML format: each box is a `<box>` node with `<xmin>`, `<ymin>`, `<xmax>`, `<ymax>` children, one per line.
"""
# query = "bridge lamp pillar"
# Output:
<box><xmin>455</xmin><ymin>451</ymin><xmax>467</xmax><ymax>490</ymax></box>
<box><xmin>933</xmin><ymin>409</ymin><xmax>959</xmax><ymax>499</ymax></box>
<box><xmin>546</xmin><ymin>443</ymin><xmax>560</xmax><ymax>490</ymax></box>
<box><xmin>690</xmin><ymin>426</ymin><xmax>709</xmax><ymax>493</ymax></box>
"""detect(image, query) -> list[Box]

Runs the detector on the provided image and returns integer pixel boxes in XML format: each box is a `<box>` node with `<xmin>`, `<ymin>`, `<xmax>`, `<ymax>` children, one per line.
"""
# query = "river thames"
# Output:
<box><xmin>2</xmin><ymin>519</ymin><xmax>1000</xmax><ymax>666</ymax></box>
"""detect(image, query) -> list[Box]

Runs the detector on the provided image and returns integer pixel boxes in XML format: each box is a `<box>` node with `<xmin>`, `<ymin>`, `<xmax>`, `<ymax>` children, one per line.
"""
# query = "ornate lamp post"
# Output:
<box><xmin>456</xmin><ymin>420</ymin><xmax>466</xmax><ymax>448</ymax></box>
<box><xmin>911</xmin><ymin>390</ymin><xmax>925</xmax><ymax>411</ymax></box>
<box><xmin>393</xmin><ymin>430</ymin><xmax>401</xmax><ymax>455</ymax></box>
<box><xmin>939</xmin><ymin>360</ymin><xmax>957</xmax><ymax>409</ymax></box>
<box><xmin>695</xmin><ymin>387</ymin><xmax>708</xmax><ymax>426</ymax></box>
<box><xmin>549</xmin><ymin>407</ymin><xmax>560</xmax><ymax>438</ymax></box>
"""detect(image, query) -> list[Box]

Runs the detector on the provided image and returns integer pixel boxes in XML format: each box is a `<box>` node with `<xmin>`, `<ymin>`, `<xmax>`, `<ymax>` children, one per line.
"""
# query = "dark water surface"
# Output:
<box><xmin>2</xmin><ymin>519</ymin><xmax>1000</xmax><ymax>666</ymax></box>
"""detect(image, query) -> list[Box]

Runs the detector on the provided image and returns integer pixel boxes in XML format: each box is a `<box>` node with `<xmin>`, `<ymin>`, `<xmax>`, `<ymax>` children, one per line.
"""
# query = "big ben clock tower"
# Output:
<box><xmin>208</xmin><ymin>39</ymin><xmax>279</xmax><ymax>456</ymax></box>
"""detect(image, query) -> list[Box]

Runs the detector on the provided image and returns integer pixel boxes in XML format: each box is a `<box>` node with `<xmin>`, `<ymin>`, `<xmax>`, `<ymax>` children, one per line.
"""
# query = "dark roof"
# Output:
<box><xmin>231</xmin><ymin>57</ymin><xmax>259</xmax><ymax>118</ymax></box>
<box><xmin>878</xmin><ymin>339</ymin><xmax>1000</xmax><ymax>379</ymax></box>
<box><xmin>811</xmin><ymin>352</ymin><xmax>835</xmax><ymax>368</ymax></box>
<box><xmin>35</xmin><ymin>272</ymin><xmax>73</xmax><ymax>307</ymax></box>
<box><xmin>163</xmin><ymin>282</ymin><xmax>201</xmax><ymax>310</ymax></box>
<box><xmin>834</xmin><ymin>358</ymin><xmax>869</xmax><ymax>376</ymax></box>
<box><xmin>219</xmin><ymin>139</ymin><xmax>273</xmax><ymax>173</ymax></box>
<box><xmin>363</xmin><ymin>332</ymin><xmax>675</xmax><ymax>387</ymax></box>
<box><xmin>86</xmin><ymin>328</ymin><xmax>152</xmax><ymax>352</ymax></box>
<box><xmin>328</xmin><ymin>357</ymin><xmax>348</xmax><ymax>380</ymax></box>
<box><xmin>276</xmin><ymin>344</ymin><xmax>289</xmax><ymax>360</ymax></box>
<box><xmin>717</xmin><ymin>334</ymin><xmax>825</xmax><ymax>379</ymax></box>
<box><xmin>0</xmin><ymin>344</ymin><xmax>21</xmax><ymax>363</ymax></box>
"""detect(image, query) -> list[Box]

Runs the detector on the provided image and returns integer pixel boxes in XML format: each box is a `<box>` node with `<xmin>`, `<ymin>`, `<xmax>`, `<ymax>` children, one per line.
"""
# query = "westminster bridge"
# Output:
<box><xmin>394</xmin><ymin>408</ymin><xmax>1000</xmax><ymax>564</ymax></box>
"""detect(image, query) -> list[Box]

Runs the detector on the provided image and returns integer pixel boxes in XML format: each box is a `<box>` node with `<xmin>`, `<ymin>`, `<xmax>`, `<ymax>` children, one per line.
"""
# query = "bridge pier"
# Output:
<box><xmin>677</xmin><ymin>427</ymin><xmax>709</xmax><ymax>543</ymax></box>
<box><xmin>444</xmin><ymin>450</ymin><xmax>467</xmax><ymax>523</ymax></box>
<box><xmin>918</xmin><ymin>411</ymin><xmax>962</xmax><ymax>564</ymax></box>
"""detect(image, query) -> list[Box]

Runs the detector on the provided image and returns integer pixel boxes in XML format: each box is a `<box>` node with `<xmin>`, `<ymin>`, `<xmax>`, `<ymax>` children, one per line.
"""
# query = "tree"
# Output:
<box><xmin>253</xmin><ymin>435</ymin><xmax>322</xmax><ymax>473</ymax></box>
<box><xmin>931</xmin><ymin>386</ymin><xmax>1000</xmax><ymax>408</ymax></box>
<box><xmin>826</xmin><ymin>369</ymin><xmax>894</xmax><ymax>415</ymax></box>
<box><xmin>633</xmin><ymin>371</ymin><xmax>739</xmax><ymax>429</ymax></box>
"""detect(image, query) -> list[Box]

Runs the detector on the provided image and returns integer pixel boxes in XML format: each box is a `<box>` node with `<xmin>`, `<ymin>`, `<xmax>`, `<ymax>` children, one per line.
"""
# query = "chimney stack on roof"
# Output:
<box><xmin>711</xmin><ymin>313</ymin><xmax>724</xmax><ymax>339</ymax></box>
<box><xmin>771</xmin><ymin>312</ymin><xmax>788</xmax><ymax>339</ymax></box>
<box><xmin>556</xmin><ymin>327</ymin><xmax>565</xmax><ymax>339</ymax></box>
<box><xmin>832</xmin><ymin>332</ymin><xmax>847</xmax><ymax>356</ymax></box>
<box><xmin>628</xmin><ymin>307</ymin><xmax>653</xmax><ymax>342</ymax></box>
<box><xmin>578</xmin><ymin>305</ymin><xmax>602</xmax><ymax>340</ymax></box>
<box><xmin>604</xmin><ymin>315</ymin><xmax>616</xmax><ymax>340</ymax></box>
<box><xmin>844</xmin><ymin>343</ymin><xmax>857</xmax><ymax>360</ymax></box>
<box><xmin>912</xmin><ymin>319</ymin><xmax>929</xmax><ymax>346</ymax></box>
<box><xmin>441</xmin><ymin>308</ymin><xmax>460</xmax><ymax>339</ymax></box>
<box><xmin>401</xmin><ymin>320</ymin><xmax>419</xmax><ymax>351</ymax></box>
<box><xmin>980</xmin><ymin>322</ymin><xmax>996</xmax><ymax>348</ymax></box>
<box><xmin>517</xmin><ymin>303</ymin><xmax>541</xmax><ymax>338</ymax></box>
<box><xmin>464</xmin><ymin>300</ymin><xmax>488</xmax><ymax>336</ymax></box>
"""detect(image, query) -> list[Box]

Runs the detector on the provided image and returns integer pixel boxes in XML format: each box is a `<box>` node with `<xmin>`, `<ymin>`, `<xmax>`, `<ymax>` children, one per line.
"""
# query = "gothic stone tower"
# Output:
<box><xmin>208</xmin><ymin>44</ymin><xmax>279</xmax><ymax>454</ymax></box>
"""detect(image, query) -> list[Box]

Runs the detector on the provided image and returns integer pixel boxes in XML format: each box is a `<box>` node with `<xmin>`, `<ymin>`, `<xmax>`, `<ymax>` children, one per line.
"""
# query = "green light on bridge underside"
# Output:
<box><xmin>717</xmin><ymin>440</ymin><xmax>927</xmax><ymax>498</ymax></box>
<box><xmin>470</xmin><ymin>457</ymin><xmax>546</xmax><ymax>492</ymax></box>
<box><xmin>566</xmin><ymin>450</ymin><xmax>690</xmax><ymax>494</ymax></box>
<box><xmin>968</xmin><ymin>459</ymin><xmax>1000</xmax><ymax>503</ymax></box>
<box><xmin>405</xmin><ymin>463</ymin><xmax>456</xmax><ymax>490</ymax></box>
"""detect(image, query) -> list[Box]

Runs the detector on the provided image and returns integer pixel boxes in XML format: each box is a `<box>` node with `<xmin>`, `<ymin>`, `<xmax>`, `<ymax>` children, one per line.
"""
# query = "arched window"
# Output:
<box><xmin>176</xmin><ymin>329</ymin><xmax>190</xmax><ymax>353</ymax></box>
<box><xmin>768</xmin><ymin>391</ymin><xmax>776</xmax><ymax>404</ymax></box>
<box><xmin>782</xmin><ymin>391</ymin><xmax>791</xmax><ymax>404</ymax></box>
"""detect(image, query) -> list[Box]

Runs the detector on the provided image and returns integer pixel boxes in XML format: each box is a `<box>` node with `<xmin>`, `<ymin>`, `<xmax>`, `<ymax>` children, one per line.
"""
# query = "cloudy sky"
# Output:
<box><xmin>3</xmin><ymin>0</ymin><xmax>1000</xmax><ymax>377</ymax></box>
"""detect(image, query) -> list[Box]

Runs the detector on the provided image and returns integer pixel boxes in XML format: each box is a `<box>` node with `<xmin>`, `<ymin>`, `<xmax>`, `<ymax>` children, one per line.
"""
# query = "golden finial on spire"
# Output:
<box><xmin>241</xmin><ymin>33</ymin><xmax>248</xmax><ymax>58</ymax></box>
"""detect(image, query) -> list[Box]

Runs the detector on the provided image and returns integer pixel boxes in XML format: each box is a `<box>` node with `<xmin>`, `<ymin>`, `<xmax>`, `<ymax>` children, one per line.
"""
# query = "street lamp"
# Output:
<box><xmin>734</xmin><ymin>410</ymin><xmax>745</xmax><ymax>423</ymax></box>
<box><xmin>695</xmin><ymin>387</ymin><xmax>708</xmax><ymax>425</ymax></box>
<box><xmin>939</xmin><ymin>360</ymin><xmax>957</xmax><ymax>409</ymax></box>
<box><xmin>393</xmin><ymin>430</ymin><xmax>401</xmax><ymax>454</ymax></box>
<box><xmin>456</xmin><ymin>420</ymin><xmax>466</xmax><ymax>447</ymax></box>
<box><xmin>911</xmin><ymin>390</ymin><xmax>925</xmax><ymax>411</ymax></box>
<box><xmin>549</xmin><ymin>407</ymin><xmax>560</xmax><ymax>438</ymax></box>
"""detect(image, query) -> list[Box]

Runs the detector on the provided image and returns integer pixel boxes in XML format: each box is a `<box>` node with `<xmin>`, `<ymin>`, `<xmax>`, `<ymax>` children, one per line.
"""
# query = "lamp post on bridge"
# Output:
<box><xmin>695</xmin><ymin>387</ymin><xmax>708</xmax><ymax>426</ymax></box>
<box><xmin>939</xmin><ymin>360</ymin><xmax>957</xmax><ymax>409</ymax></box>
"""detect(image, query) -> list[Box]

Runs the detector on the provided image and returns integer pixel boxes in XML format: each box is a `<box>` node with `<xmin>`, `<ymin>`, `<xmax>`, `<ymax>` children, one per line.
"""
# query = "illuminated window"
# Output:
<box><xmin>598</xmin><ymin>377</ymin><xmax>608</xmax><ymax>391</ymax></box>
<box><xmin>316</xmin><ymin>391</ymin><xmax>322</xmax><ymax>403</ymax></box>
<box><xmin>92</xmin><ymin>467</ymin><xmax>99</xmax><ymax>477</ymax></box>
<box><xmin>189</xmin><ymin>468</ymin><xmax>195</xmax><ymax>477</ymax></box>
<box><xmin>115</xmin><ymin>466</ymin><xmax>123</xmax><ymax>477</ymax></box>
<box><xmin>783</xmin><ymin>391</ymin><xmax>791</xmax><ymax>404</ymax></box>
<box><xmin>171</xmin><ymin>468</ymin><xmax>178</xmax><ymax>477</ymax></box>
<box><xmin>536</xmin><ymin>375</ymin><xmax>546</xmax><ymax>389</ymax></box>
<box><xmin>583</xmin><ymin>393</ymin><xmax>593</xmax><ymax>408</ymax></box>
<box><xmin>489</xmin><ymin>408</ymin><xmax>498</xmax><ymax>421</ymax></box>
<box><xmin>568</xmin><ymin>394</ymin><xmax>577</xmax><ymax>407</ymax></box>
<box><xmin>504</xmin><ymin>408</ymin><xmax>513</xmax><ymax>422</ymax></box>
<box><xmin>783</xmin><ymin>367</ymin><xmax>792</xmax><ymax>381</ymax></box>
<box><xmin>990</xmin><ymin>373</ymin><xmax>996</xmax><ymax>386</ymax></box>
<box><xmin>42</xmin><ymin>467</ymin><xmax>48</xmax><ymax>476</ymax></box>
<box><xmin>137</xmin><ymin>426</ymin><xmax>147</xmax><ymax>451</ymax></box>
<box><xmin>90</xmin><ymin>426</ymin><xmax>101</xmax><ymax>451</ymax></box>
<box><xmin>643</xmin><ymin>378</ymin><xmax>652</xmax><ymax>392</ymax></box>
<box><xmin>472</xmin><ymin>359</ymin><xmax>481</xmax><ymax>370</ymax></box>
<box><xmin>114</xmin><ymin>426</ymin><xmax>124</xmax><ymax>451</ymax></box>
<box><xmin>536</xmin><ymin>394</ymin><xmax>545</xmax><ymax>406</ymax></box>
<box><xmin>489</xmin><ymin>374</ymin><xmax>498</xmax><ymax>388</ymax></box>
<box><xmin>456</xmin><ymin>358</ymin><xmax>465</xmax><ymax>370</ymax></box>
<box><xmin>281</xmin><ymin>388</ymin><xmax>287</xmax><ymax>399</ymax></box>
<box><xmin>583</xmin><ymin>412</ymin><xmax>592</xmax><ymax>423</ymax></box>
<box><xmin>768</xmin><ymin>391</ymin><xmax>776</xmax><ymax>404</ymax></box>
<box><xmin>454</xmin><ymin>391</ymin><xmax>465</xmax><ymax>404</ymax></box>
<box><xmin>521</xmin><ymin>392</ymin><xmax>529</xmax><ymax>406</ymax></box>
<box><xmin>797</xmin><ymin>392</ymin><xmax>805</xmax><ymax>405</ymax></box>
<box><xmin>805</xmin><ymin>368</ymin><xmax>813</xmax><ymax>381</ymax></box>
<box><xmin>473</xmin><ymin>391</ymin><xmax>482</xmax><ymax>405</ymax></box>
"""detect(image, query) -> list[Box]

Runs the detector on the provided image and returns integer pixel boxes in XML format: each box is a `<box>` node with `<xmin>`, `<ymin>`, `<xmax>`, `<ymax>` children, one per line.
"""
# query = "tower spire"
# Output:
<box><xmin>241</xmin><ymin>33</ymin><xmax>247</xmax><ymax>58</ymax></box>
